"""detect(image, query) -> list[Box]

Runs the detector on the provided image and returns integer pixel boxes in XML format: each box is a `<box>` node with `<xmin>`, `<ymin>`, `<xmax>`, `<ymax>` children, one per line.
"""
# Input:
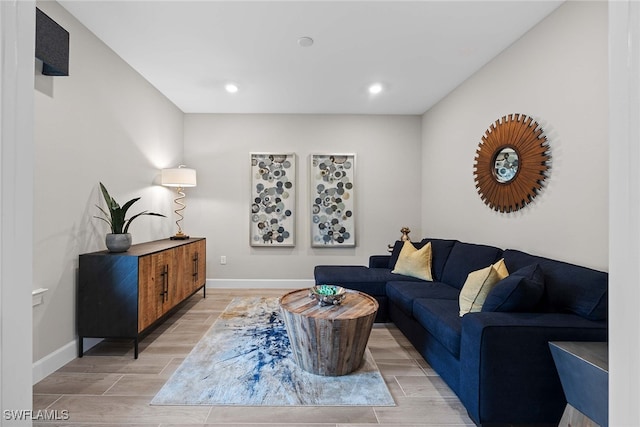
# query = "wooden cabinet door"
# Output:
<box><xmin>161</xmin><ymin>250</ymin><xmax>178</xmax><ymax>315</ymax></box>
<box><xmin>193</xmin><ymin>239</ymin><xmax>206</xmax><ymax>292</ymax></box>
<box><xmin>173</xmin><ymin>240</ymin><xmax>205</xmax><ymax>299</ymax></box>
<box><xmin>172</xmin><ymin>244</ymin><xmax>191</xmax><ymax>304</ymax></box>
<box><xmin>138</xmin><ymin>252</ymin><xmax>167</xmax><ymax>332</ymax></box>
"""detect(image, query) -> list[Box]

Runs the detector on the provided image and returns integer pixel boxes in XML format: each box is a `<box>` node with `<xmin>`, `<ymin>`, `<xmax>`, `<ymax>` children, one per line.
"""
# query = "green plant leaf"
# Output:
<box><xmin>120</xmin><ymin>197</ymin><xmax>141</xmax><ymax>216</ymax></box>
<box><xmin>93</xmin><ymin>215</ymin><xmax>113</xmax><ymax>231</ymax></box>
<box><xmin>94</xmin><ymin>205</ymin><xmax>114</xmax><ymax>232</ymax></box>
<box><xmin>96</xmin><ymin>183</ymin><xmax>166</xmax><ymax>235</ymax></box>
<box><xmin>99</xmin><ymin>182</ymin><xmax>119</xmax><ymax>210</ymax></box>
<box><xmin>123</xmin><ymin>211</ymin><xmax>166</xmax><ymax>233</ymax></box>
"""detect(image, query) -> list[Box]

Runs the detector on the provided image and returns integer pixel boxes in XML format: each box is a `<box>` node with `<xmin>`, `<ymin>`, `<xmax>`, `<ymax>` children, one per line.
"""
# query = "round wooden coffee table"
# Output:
<box><xmin>279</xmin><ymin>288</ymin><xmax>378</xmax><ymax>376</ymax></box>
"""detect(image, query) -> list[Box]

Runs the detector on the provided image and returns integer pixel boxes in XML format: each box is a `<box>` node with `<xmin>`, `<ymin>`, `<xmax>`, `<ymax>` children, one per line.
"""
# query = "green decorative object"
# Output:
<box><xmin>309</xmin><ymin>285</ymin><xmax>346</xmax><ymax>306</ymax></box>
<box><xmin>317</xmin><ymin>284</ymin><xmax>338</xmax><ymax>295</ymax></box>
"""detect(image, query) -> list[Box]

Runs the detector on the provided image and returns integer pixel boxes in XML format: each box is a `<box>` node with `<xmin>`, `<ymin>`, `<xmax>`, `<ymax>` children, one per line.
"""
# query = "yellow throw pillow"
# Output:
<box><xmin>391</xmin><ymin>241</ymin><xmax>433</xmax><ymax>281</ymax></box>
<box><xmin>459</xmin><ymin>259</ymin><xmax>509</xmax><ymax>316</ymax></box>
<box><xmin>493</xmin><ymin>258</ymin><xmax>509</xmax><ymax>278</ymax></box>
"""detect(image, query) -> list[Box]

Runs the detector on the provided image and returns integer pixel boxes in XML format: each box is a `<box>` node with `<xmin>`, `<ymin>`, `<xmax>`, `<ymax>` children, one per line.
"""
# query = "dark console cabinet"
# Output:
<box><xmin>77</xmin><ymin>238</ymin><xmax>206</xmax><ymax>358</ymax></box>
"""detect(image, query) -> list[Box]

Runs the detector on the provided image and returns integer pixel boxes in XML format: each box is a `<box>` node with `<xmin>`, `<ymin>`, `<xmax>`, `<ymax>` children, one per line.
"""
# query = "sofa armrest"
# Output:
<box><xmin>369</xmin><ymin>255</ymin><xmax>391</xmax><ymax>268</ymax></box>
<box><xmin>459</xmin><ymin>312</ymin><xmax>607</xmax><ymax>425</ymax></box>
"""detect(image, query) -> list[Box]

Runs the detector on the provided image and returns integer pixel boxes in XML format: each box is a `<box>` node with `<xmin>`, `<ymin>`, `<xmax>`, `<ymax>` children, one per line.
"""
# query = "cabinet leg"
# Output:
<box><xmin>203</xmin><ymin>286</ymin><xmax>206</xmax><ymax>298</ymax></box>
<box><xmin>78</xmin><ymin>337</ymin><xmax>84</xmax><ymax>358</ymax></box>
<box><xmin>134</xmin><ymin>338</ymin><xmax>139</xmax><ymax>359</ymax></box>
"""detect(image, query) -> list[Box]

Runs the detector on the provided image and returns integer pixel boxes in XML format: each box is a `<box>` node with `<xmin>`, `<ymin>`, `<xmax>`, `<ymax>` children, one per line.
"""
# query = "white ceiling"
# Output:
<box><xmin>59</xmin><ymin>1</ymin><xmax>564</xmax><ymax>115</ymax></box>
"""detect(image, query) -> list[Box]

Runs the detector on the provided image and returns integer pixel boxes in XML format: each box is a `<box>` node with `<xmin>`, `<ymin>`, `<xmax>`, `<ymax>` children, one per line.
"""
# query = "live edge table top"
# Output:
<box><xmin>279</xmin><ymin>288</ymin><xmax>378</xmax><ymax>320</ymax></box>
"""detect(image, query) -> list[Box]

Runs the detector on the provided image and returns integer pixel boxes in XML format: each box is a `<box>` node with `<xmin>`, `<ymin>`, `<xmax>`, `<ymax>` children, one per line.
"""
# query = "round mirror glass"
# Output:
<box><xmin>493</xmin><ymin>147</ymin><xmax>519</xmax><ymax>183</ymax></box>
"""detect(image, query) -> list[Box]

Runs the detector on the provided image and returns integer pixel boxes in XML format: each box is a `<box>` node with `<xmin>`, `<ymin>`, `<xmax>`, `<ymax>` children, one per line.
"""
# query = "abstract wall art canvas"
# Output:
<box><xmin>310</xmin><ymin>154</ymin><xmax>356</xmax><ymax>247</ymax></box>
<box><xmin>250</xmin><ymin>153</ymin><xmax>296</xmax><ymax>246</ymax></box>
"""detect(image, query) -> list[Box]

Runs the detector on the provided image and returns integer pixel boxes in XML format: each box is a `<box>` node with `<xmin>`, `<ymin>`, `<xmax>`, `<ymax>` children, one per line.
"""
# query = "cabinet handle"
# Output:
<box><xmin>192</xmin><ymin>252</ymin><xmax>199</xmax><ymax>282</ymax></box>
<box><xmin>160</xmin><ymin>264</ymin><xmax>169</xmax><ymax>302</ymax></box>
<box><xmin>164</xmin><ymin>264</ymin><xmax>169</xmax><ymax>301</ymax></box>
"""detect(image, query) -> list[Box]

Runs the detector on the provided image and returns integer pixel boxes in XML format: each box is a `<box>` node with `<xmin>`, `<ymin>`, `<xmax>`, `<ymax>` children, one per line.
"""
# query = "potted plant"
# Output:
<box><xmin>94</xmin><ymin>182</ymin><xmax>166</xmax><ymax>252</ymax></box>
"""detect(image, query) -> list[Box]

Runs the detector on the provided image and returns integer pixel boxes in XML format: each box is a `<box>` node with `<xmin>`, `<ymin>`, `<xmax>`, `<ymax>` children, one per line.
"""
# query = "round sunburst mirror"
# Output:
<box><xmin>473</xmin><ymin>114</ymin><xmax>550</xmax><ymax>213</ymax></box>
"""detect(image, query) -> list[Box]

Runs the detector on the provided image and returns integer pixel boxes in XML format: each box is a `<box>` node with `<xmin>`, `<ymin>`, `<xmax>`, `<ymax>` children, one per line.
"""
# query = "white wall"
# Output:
<box><xmin>184</xmin><ymin>114</ymin><xmax>422</xmax><ymax>284</ymax></box>
<box><xmin>609</xmin><ymin>1</ymin><xmax>640</xmax><ymax>424</ymax></box>
<box><xmin>33</xmin><ymin>1</ymin><xmax>184</xmax><ymax>367</ymax></box>
<box><xmin>1</xmin><ymin>0</ymin><xmax>35</xmax><ymax>421</ymax></box>
<box><xmin>421</xmin><ymin>1</ymin><xmax>608</xmax><ymax>271</ymax></box>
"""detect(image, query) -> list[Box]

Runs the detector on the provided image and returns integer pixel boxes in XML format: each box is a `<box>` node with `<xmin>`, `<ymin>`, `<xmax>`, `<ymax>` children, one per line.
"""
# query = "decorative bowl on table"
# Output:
<box><xmin>309</xmin><ymin>284</ymin><xmax>347</xmax><ymax>306</ymax></box>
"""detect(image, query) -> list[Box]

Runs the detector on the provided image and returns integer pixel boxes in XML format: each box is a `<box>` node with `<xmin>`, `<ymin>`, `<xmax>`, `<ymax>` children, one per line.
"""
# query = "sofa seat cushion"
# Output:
<box><xmin>314</xmin><ymin>265</ymin><xmax>424</xmax><ymax>297</ymax></box>
<box><xmin>503</xmin><ymin>250</ymin><xmax>608</xmax><ymax>321</ymax></box>
<box><xmin>413</xmin><ymin>298</ymin><xmax>462</xmax><ymax>357</ymax></box>
<box><xmin>441</xmin><ymin>242</ymin><xmax>504</xmax><ymax>290</ymax></box>
<box><xmin>387</xmin><ymin>281</ymin><xmax>459</xmax><ymax>317</ymax></box>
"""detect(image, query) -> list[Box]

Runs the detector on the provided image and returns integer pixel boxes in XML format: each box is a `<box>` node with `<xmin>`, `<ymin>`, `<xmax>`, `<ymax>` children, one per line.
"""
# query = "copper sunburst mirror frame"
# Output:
<box><xmin>473</xmin><ymin>114</ymin><xmax>550</xmax><ymax>213</ymax></box>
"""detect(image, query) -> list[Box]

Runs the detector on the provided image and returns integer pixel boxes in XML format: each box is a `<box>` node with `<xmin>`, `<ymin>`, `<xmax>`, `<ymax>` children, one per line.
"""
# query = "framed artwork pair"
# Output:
<box><xmin>250</xmin><ymin>153</ymin><xmax>356</xmax><ymax>248</ymax></box>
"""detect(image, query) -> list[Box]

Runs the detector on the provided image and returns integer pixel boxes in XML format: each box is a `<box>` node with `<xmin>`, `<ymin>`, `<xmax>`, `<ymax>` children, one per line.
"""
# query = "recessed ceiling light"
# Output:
<box><xmin>368</xmin><ymin>83</ymin><xmax>383</xmax><ymax>95</ymax></box>
<box><xmin>225</xmin><ymin>83</ymin><xmax>239</xmax><ymax>93</ymax></box>
<box><xmin>298</xmin><ymin>36</ymin><xmax>314</xmax><ymax>48</ymax></box>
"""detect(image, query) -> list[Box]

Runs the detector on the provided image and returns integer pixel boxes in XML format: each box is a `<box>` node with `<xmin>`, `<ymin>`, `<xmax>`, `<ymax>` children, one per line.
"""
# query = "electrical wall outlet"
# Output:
<box><xmin>220</xmin><ymin>255</ymin><xmax>227</xmax><ymax>265</ymax></box>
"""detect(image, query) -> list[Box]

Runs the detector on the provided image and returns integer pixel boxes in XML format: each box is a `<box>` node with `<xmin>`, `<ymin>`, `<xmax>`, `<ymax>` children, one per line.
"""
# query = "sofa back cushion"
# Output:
<box><xmin>440</xmin><ymin>241</ymin><xmax>504</xmax><ymax>290</ymax></box>
<box><xmin>481</xmin><ymin>264</ymin><xmax>545</xmax><ymax>313</ymax></box>
<box><xmin>389</xmin><ymin>238</ymin><xmax>456</xmax><ymax>281</ymax></box>
<box><xmin>503</xmin><ymin>249</ymin><xmax>608</xmax><ymax>321</ymax></box>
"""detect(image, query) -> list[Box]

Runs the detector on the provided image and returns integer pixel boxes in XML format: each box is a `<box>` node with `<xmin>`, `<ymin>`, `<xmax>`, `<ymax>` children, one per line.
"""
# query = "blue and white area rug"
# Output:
<box><xmin>151</xmin><ymin>296</ymin><xmax>395</xmax><ymax>406</ymax></box>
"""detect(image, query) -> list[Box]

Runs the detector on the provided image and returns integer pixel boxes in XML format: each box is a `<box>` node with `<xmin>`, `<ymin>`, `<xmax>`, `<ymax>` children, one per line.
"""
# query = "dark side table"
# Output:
<box><xmin>549</xmin><ymin>341</ymin><xmax>608</xmax><ymax>427</ymax></box>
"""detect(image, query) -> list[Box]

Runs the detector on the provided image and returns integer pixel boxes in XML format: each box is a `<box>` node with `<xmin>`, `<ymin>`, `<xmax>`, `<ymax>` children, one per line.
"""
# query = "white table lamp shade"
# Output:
<box><xmin>162</xmin><ymin>168</ymin><xmax>197</xmax><ymax>187</ymax></box>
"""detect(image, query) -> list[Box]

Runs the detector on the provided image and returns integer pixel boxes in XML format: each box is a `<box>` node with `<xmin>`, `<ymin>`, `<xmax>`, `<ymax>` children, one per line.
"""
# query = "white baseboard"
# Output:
<box><xmin>32</xmin><ymin>338</ymin><xmax>101</xmax><ymax>385</ymax></box>
<box><xmin>206</xmin><ymin>278</ymin><xmax>315</xmax><ymax>289</ymax></box>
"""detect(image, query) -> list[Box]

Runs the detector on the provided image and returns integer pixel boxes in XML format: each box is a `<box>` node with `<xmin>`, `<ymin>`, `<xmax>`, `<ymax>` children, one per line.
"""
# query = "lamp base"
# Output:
<box><xmin>170</xmin><ymin>232</ymin><xmax>190</xmax><ymax>240</ymax></box>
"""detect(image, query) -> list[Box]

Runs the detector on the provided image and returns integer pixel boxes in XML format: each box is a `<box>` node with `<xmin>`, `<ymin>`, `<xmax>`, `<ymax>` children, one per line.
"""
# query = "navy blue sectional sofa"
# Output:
<box><xmin>314</xmin><ymin>238</ymin><xmax>608</xmax><ymax>426</ymax></box>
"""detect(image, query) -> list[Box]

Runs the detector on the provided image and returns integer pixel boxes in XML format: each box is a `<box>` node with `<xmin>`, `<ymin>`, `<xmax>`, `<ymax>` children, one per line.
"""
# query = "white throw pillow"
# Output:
<box><xmin>459</xmin><ymin>259</ymin><xmax>509</xmax><ymax>316</ymax></box>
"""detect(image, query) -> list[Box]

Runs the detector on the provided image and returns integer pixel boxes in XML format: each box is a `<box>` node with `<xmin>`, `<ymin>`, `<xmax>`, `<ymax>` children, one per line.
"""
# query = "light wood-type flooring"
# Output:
<box><xmin>33</xmin><ymin>288</ymin><xmax>475</xmax><ymax>426</ymax></box>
